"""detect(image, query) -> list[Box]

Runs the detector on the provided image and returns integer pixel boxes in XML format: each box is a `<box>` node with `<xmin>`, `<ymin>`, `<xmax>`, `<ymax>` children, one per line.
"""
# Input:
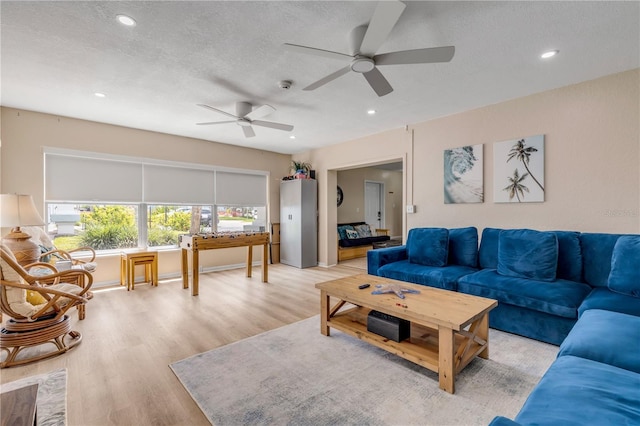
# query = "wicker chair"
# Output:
<box><xmin>0</xmin><ymin>244</ymin><xmax>93</xmax><ymax>368</ymax></box>
<box><xmin>22</xmin><ymin>226</ymin><xmax>98</xmax><ymax>273</ymax></box>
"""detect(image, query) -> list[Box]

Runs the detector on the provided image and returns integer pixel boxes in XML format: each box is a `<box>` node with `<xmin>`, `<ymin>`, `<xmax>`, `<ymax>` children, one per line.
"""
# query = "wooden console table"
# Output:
<box><xmin>179</xmin><ymin>232</ymin><xmax>270</xmax><ymax>296</ymax></box>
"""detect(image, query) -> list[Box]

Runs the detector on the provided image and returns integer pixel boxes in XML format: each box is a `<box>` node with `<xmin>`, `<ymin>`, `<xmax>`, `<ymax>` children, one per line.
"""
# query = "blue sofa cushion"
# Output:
<box><xmin>608</xmin><ymin>235</ymin><xmax>640</xmax><ymax>298</ymax></box>
<box><xmin>515</xmin><ymin>356</ymin><xmax>640</xmax><ymax>426</ymax></box>
<box><xmin>478</xmin><ymin>227</ymin><xmax>501</xmax><ymax>269</ymax></box>
<box><xmin>406</xmin><ymin>228</ymin><xmax>449</xmax><ymax>267</ymax></box>
<box><xmin>559</xmin><ymin>309</ymin><xmax>640</xmax><ymax>374</ymax></box>
<box><xmin>497</xmin><ymin>229</ymin><xmax>558</xmax><ymax>282</ymax></box>
<box><xmin>458</xmin><ymin>269</ymin><xmax>591</xmax><ymax>318</ymax></box>
<box><xmin>377</xmin><ymin>260</ymin><xmax>476</xmax><ymax>291</ymax></box>
<box><xmin>551</xmin><ymin>231</ymin><xmax>583</xmax><ymax>282</ymax></box>
<box><xmin>448</xmin><ymin>227</ymin><xmax>478</xmax><ymax>268</ymax></box>
<box><xmin>337</xmin><ymin>224</ymin><xmax>354</xmax><ymax>241</ymax></box>
<box><xmin>578</xmin><ymin>287</ymin><xmax>640</xmax><ymax>317</ymax></box>
<box><xmin>580</xmin><ymin>232</ymin><xmax>625</xmax><ymax>287</ymax></box>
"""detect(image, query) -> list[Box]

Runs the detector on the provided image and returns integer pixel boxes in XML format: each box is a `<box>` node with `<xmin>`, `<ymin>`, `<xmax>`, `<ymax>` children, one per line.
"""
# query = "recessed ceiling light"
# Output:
<box><xmin>367</xmin><ymin>110</ymin><xmax>376</xmax><ymax>115</ymax></box>
<box><xmin>116</xmin><ymin>14</ymin><xmax>136</xmax><ymax>27</ymax></box>
<box><xmin>540</xmin><ymin>50</ymin><xmax>559</xmax><ymax>59</ymax></box>
<box><xmin>94</xmin><ymin>92</ymin><xmax>106</xmax><ymax>98</ymax></box>
<box><xmin>290</xmin><ymin>135</ymin><xmax>296</xmax><ymax>139</ymax></box>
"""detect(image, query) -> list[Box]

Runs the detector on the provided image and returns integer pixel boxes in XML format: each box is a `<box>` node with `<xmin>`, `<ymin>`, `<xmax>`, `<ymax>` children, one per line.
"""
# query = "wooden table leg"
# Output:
<box><xmin>320</xmin><ymin>290</ymin><xmax>330</xmax><ymax>336</ymax></box>
<box><xmin>128</xmin><ymin>259</ymin><xmax>135</xmax><ymax>291</ymax></box>
<box><xmin>477</xmin><ymin>313</ymin><xmax>490</xmax><ymax>359</ymax></box>
<box><xmin>192</xmin><ymin>249</ymin><xmax>199</xmax><ymax>296</ymax></box>
<box><xmin>153</xmin><ymin>255</ymin><xmax>158</xmax><ymax>286</ymax></box>
<box><xmin>120</xmin><ymin>256</ymin><xmax>126</xmax><ymax>287</ymax></box>
<box><xmin>181</xmin><ymin>248</ymin><xmax>189</xmax><ymax>289</ymax></box>
<box><xmin>262</xmin><ymin>242</ymin><xmax>268</xmax><ymax>282</ymax></box>
<box><xmin>439</xmin><ymin>325</ymin><xmax>456</xmax><ymax>394</ymax></box>
<box><xmin>246</xmin><ymin>245</ymin><xmax>253</xmax><ymax>278</ymax></box>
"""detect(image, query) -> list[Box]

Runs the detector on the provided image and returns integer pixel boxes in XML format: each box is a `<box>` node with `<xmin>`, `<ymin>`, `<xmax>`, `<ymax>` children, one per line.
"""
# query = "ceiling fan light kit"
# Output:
<box><xmin>284</xmin><ymin>0</ymin><xmax>455</xmax><ymax>97</ymax></box>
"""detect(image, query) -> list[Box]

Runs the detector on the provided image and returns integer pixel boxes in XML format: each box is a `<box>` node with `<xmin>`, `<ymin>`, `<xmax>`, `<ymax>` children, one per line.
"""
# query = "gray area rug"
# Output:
<box><xmin>1</xmin><ymin>368</ymin><xmax>67</xmax><ymax>426</ymax></box>
<box><xmin>170</xmin><ymin>316</ymin><xmax>557</xmax><ymax>426</ymax></box>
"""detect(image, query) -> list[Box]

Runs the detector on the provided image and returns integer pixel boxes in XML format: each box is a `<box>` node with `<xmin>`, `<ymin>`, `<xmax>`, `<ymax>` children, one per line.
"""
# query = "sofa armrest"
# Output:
<box><xmin>488</xmin><ymin>416</ymin><xmax>521</xmax><ymax>426</ymax></box>
<box><xmin>367</xmin><ymin>245</ymin><xmax>407</xmax><ymax>275</ymax></box>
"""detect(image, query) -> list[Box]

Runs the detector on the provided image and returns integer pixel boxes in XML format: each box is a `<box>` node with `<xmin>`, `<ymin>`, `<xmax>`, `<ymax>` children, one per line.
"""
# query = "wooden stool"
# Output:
<box><xmin>120</xmin><ymin>251</ymin><xmax>158</xmax><ymax>291</ymax></box>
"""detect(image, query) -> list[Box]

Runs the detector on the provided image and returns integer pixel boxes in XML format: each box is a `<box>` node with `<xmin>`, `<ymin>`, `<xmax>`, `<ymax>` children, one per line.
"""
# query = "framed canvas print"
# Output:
<box><xmin>493</xmin><ymin>135</ymin><xmax>545</xmax><ymax>203</ymax></box>
<box><xmin>444</xmin><ymin>144</ymin><xmax>483</xmax><ymax>204</ymax></box>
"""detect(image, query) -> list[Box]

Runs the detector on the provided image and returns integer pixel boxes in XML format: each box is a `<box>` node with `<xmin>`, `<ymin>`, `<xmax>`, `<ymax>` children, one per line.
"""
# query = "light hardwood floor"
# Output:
<box><xmin>1</xmin><ymin>261</ymin><xmax>366</xmax><ymax>425</ymax></box>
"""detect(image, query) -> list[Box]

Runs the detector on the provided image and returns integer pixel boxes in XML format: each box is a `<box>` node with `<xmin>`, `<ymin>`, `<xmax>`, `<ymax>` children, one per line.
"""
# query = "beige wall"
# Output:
<box><xmin>0</xmin><ymin>108</ymin><xmax>291</xmax><ymax>285</ymax></box>
<box><xmin>305</xmin><ymin>69</ymin><xmax>640</xmax><ymax>266</ymax></box>
<box><xmin>337</xmin><ymin>168</ymin><xmax>403</xmax><ymax>237</ymax></box>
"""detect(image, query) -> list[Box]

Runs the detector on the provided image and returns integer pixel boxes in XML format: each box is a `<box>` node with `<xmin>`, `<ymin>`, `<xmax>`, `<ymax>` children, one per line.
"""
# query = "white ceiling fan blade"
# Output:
<box><xmin>251</xmin><ymin>120</ymin><xmax>294</xmax><ymax>132</ymax></box>
<box><xmin>196</xmin><ymin>120</ymin><xmax>236</xmax><ymax>125</ymax></box>
<box><xmin>283</xmin><ymin>43</ymin><xmax>353</xmax><ymax>61</ymax></box>
<box><xmin>374</xmin><ymin>46</ymin><xmax>455</xmax><ymax>65</ymax></box>
<box><xmin>242</xmin><ymin>126</ymin><xmax>256</xmax><ymax>138</ymax></box>
<box><xmin>363</xmin><ymin>67</ymin><xmax>393</xmax><ymax>97</ymax></box>
<box><xmin>303</xmin><ymin>66</ymin><xmax>351</xmax><ymax>91</ymax></box>
<box><xmin>359</xmin><ymin>0</ymin><xmax>406</xmax><ymax>57</ymax></box>
<box><xmin>245</xmin><ymin>104</ymin><xmax>276</xmax><ymax>121</ymax></box>
<box><xmin>197</xmin><ymin>104</ymin><xmax>239</xmax><ymax>120</ymax></box>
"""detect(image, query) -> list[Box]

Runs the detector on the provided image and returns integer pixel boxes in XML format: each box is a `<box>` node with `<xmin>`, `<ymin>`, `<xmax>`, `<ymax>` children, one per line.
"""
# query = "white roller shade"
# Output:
<box><xmin>215</xmin><ymin>172</ymin><xmax>267</xmax><ymax>205</ymax></box>
<box><xmin>143</xmin><ymin>165</ymin><xmax>214</xmax><ymax>204</ymax></box>
<box><xmin>45</xmin><ymin>154</ymin><xmax>142</xmax><ymax>202</ymax></box>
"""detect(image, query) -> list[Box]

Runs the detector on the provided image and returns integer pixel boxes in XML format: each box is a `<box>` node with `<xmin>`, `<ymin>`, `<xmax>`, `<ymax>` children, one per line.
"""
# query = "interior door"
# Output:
<box><xmin>364</xmin><ymin>181</ymin><xmax>384</xmax><ymax>231</ymax></box>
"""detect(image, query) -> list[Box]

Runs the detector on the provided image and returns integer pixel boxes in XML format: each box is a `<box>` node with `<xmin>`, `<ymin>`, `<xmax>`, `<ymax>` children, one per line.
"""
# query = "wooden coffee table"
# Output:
<box><xmin>315</xmin><ymin>274</ymin><xmax>497</xmax><ymax>394</ymax></box>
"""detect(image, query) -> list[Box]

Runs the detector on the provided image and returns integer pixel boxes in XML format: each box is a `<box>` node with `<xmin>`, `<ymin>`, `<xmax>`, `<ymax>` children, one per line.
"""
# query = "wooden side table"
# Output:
<box><xmin>120</xmin><ymin>251</ymin><xmax>158</xmax><ymax>291</ymax></box>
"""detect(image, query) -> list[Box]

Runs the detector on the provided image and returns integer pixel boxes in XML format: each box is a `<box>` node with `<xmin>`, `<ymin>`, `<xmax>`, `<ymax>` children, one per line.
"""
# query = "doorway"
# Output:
<box><xmin>364</xmin><ymin>181</ymin><xmax>384</xmax><ymax>230</ymax></box>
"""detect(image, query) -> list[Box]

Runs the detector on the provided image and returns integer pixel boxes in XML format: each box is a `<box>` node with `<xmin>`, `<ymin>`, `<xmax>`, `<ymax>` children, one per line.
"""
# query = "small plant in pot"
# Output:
<box><xmin>291</xmin><ymin>160</ymin><xmax>312</xmax><ymax>179</ymax></box>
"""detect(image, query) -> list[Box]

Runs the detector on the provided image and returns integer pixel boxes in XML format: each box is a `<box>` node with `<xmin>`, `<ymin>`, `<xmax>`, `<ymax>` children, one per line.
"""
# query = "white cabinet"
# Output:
<box><xmin>280</xmin><ymin>179</ymin><xmax>317</xmax><ymax>268</ymax></box>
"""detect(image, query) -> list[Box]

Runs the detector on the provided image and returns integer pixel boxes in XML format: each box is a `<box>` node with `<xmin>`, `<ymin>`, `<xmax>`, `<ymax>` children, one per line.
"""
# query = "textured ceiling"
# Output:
<box><xmin>1</xmin><ymin>1</ymin><xmax>639</xmax><ymax>154</ymax></box>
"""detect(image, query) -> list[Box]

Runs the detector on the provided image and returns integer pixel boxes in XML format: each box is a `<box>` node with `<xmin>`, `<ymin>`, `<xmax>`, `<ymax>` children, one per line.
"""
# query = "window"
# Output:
<box><xmin>46</xmin><ymin>203</ymin><xmax>138</xmax><ymax>251</ymax></box>
<box><xmin>216</xmin><ymin>206</ymin><xmax>267</xmax><ymax>232</ymax></box>
<box><xmin>44</xmin><ymin>149</ymin><xmax>269</xmax><ymax>253</ymax></box>
<box><xmin>147</xmin><ymin>205</ymin><xmax>212</xmax><ymax>248</ymax></box>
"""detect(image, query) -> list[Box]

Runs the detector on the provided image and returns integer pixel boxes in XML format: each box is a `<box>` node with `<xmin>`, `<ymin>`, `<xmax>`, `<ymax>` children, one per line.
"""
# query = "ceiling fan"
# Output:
<box><xmin>284</xmin><ymin>0</ymin><xmax>455</xmax><ymax>97</ymax></box>
<box><xmin>196</xmin><ymin>102</ymin><xmax>294</xmax><ymax>138</ymax></box>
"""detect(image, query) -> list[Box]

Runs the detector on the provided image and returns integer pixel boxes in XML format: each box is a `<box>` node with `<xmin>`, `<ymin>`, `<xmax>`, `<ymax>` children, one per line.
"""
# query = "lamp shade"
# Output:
<box><xmin>0</xmin><ymin>194</ymin><xmax>45</xmax><ymax>228</ymax></box>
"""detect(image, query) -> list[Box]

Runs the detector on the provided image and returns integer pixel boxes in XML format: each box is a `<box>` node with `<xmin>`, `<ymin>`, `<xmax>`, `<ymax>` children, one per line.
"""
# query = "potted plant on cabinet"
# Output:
<box><xmin>291</xmin><ymin>160</ymin><xmax>312</xmax><ymax>179</ymax></box>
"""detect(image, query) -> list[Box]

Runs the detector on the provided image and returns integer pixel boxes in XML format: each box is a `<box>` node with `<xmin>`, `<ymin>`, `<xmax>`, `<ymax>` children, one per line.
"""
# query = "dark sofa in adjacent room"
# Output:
<box><xmin>337</xmin><ymin>222</ymin><xmax>390</xmax><ymax>261</ymax></box>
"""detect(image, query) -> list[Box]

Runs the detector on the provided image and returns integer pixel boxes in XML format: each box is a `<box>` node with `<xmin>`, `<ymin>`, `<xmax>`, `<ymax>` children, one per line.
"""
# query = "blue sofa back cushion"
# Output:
<box><xmin>407</xmin><ymin>227</ymin><xmax>449</xmax><ymax>267</ymax></box>
<box><xmin>559</xmin><ymin>309</ymin><xmax>640</xmax><ymax>374</ymax></box>
<box><xmin>448</xmin><ymin>227</ymin><xmax>478</xmax><ymax>268</ymax></box>
<box><xmin>580</xmin><ymin>232</ymin><xmax>625</xmax><ymax>287</ymax></box>
<box><xmin>497</xmin><ymin>229</ymin><xmax>558</xmax><ymax>282</ymax></box>
<box><xmin>479</xmin><ymin>227</ymin><xmax>501</xmax><ymax>269</ymax></box>
<box><xmin>337</xmin><ymin>225</ymin><xmax>354</xmax><ymax>241</ymax></box>
<box><xmin>608</xmin><ymin>235</ymin><xmax>640</xmax><ymax>298</ymax></box>
<box><xmin>551</xmin><ymin>231</ymin><xmax>583</xmax><ymax>282</ymax></box>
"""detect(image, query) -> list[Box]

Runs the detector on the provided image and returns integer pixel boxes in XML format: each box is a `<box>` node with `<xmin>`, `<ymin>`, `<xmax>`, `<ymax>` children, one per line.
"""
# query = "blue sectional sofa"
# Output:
<box><xmin>490</xmin><ymin>308</ymin><xmax>640</xmax><ymax>425</ymax></box>
<box><xmin>368</xmin><ymin>227</ymin><xmax>640</xmax><ymax>424</ymax></box>
<box><xmin>368</xmin><ymin>227</ymin><xmax>640</xmax><ymax>345</ymax></box>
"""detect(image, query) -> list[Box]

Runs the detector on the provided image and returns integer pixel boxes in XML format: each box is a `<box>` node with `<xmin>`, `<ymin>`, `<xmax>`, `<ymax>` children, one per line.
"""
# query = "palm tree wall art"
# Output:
<box><xmin>493</xmin><ymin>135</ymin><xmax>545</xmax><ymax>203</ymax></box>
